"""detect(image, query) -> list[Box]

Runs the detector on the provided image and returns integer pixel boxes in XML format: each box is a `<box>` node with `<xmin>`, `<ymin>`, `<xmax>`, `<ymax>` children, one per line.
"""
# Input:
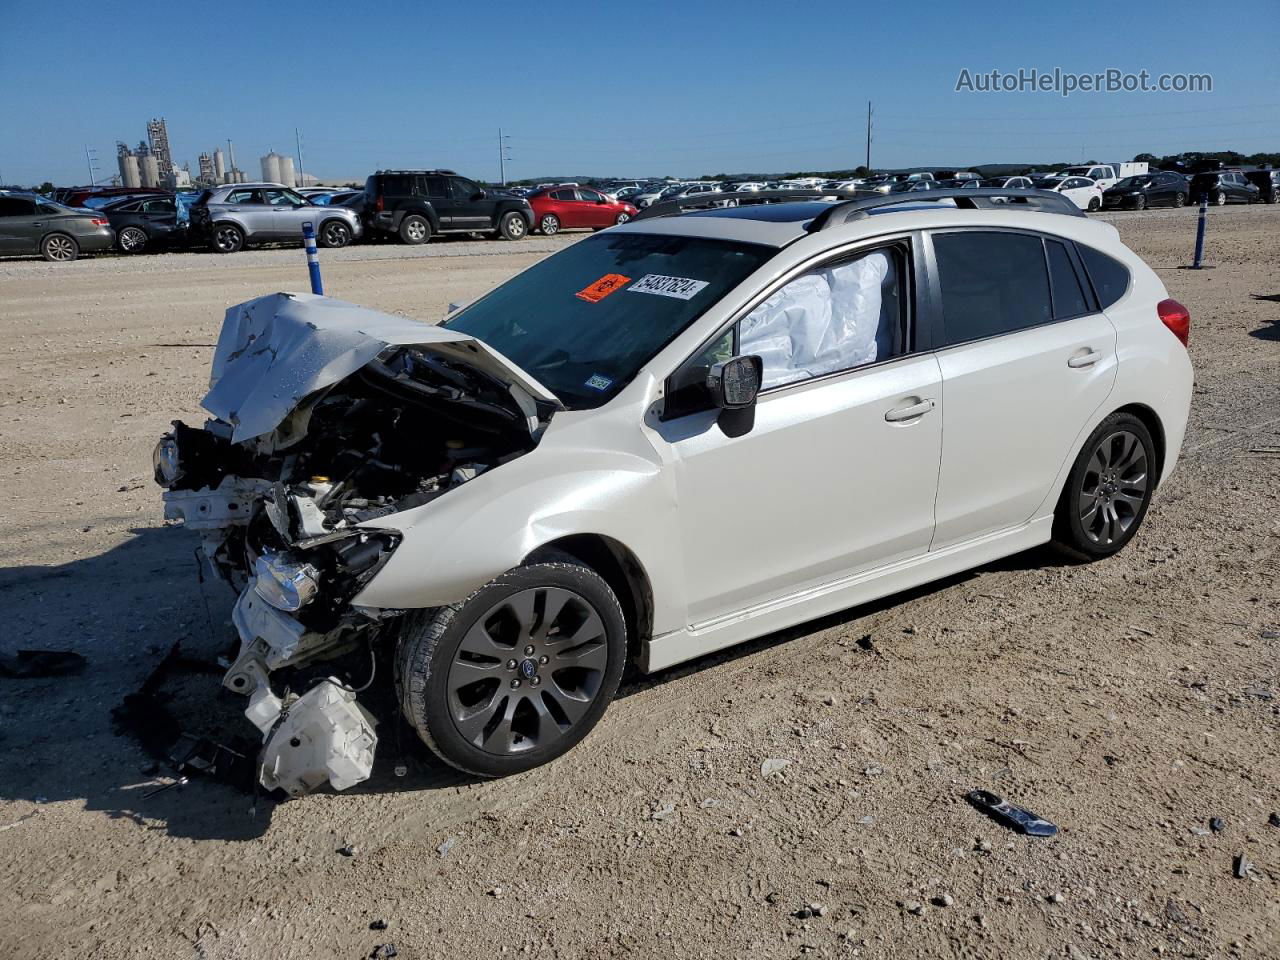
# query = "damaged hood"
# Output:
<box><xmin>205</xmin><ymin>292</ymin><xmax>564</xmax><ymax>442</ymax></box>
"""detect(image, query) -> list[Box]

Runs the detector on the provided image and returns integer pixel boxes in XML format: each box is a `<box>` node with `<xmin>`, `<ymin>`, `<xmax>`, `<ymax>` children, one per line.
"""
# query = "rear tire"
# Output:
<box><xmin>1052</xmin><ymin>412</ymin><xmax>1156</xmax><ymax>560</ymax></box>
<box><xmin>395</xmin><ymin>557</ymin><xmax>627</xmax><ymax>778</ymax></box>
<box><xmin>211</xmin><ymin>222</ymin><xmax>243</xmax><ymax>254</ymax></box>
<box><xmin>318</xmin><ymin>220</ymin><xmax>352</xmax><ymax>248</ymax></box>
<box><xmin>1087</xmin><ymin>197</ymin><xmax>1101</xmax><ymax>211</ymax></box>
<box><xmin>1173</xmin><ymin>193</ymin><xmax>1186</xmax><ymax>208</ymax></box>
<box><xmin>117</xmin><ymin>226</ymin><xmax>148</xmax><ymax>254</ymax></box>
<box><xmin>399</xmin><ymin>214</ymin><xmax>430</xmax><ymax>245</ymax></box>
<box><xmin>41</xmin><ymin>233</ymin><xmax>79</xmax><ymax>262</ymax></box>
<box><xmin>1133</xmin><ymin>195</ymin><xmax>1146</xmax><ymax>211</ymax></box>
<box><xmin>539</xmin><ymin>214</ymin><xmax>560</xmax><ymax>236</ymax></box>
<box><xmin>498</xmin><ymin>211</ymin><xmax>528</xmax><ymax>240</ymax></box>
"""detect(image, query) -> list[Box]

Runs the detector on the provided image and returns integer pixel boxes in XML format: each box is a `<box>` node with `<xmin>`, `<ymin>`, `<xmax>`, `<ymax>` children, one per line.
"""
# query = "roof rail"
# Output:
<box><xmin>373</xmin><ymin>169</ymin><xmax>458</xmax><ymax>176</ymax></box>
<box><xmin>632</xmin><ymin>186</ymin><xmax>1084</xmax><ymax>226</ymax></box>
<box><xmin>805</xmin><ymin>188</ymin><xmax>1084</xmax><ymax>229</ymax></box>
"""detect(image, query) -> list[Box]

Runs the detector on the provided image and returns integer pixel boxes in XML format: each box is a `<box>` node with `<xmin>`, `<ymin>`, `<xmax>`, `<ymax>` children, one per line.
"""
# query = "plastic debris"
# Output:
<box><xmin>965</xmin><ymin>789</ymin><xmax>1058</xmax><ymax>837</ymax></box>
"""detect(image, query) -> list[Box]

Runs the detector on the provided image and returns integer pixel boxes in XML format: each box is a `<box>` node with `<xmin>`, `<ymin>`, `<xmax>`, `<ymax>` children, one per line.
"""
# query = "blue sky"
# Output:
<box><xmin>1</xmin><ymin>0</ymin><xmax>1276</xmax><ymax>185</ymax></box>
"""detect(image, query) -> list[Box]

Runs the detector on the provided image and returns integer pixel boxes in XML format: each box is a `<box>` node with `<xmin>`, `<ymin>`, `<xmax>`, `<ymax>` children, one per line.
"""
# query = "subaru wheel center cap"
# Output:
<box><xmin>519</xmin><ymin>658</ymin><xmax>538</xmax><ymax>679</ymax></box>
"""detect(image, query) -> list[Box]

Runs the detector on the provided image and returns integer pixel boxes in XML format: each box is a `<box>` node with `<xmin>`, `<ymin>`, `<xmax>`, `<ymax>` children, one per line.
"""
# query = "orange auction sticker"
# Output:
<box><xmin>575</xmin><ymin>273</ymin><xmax>631</xmax><ymax>303</ymax></box>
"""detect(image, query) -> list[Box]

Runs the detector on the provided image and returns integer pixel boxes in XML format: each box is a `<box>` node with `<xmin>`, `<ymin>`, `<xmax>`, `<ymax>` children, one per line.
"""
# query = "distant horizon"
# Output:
<box><xmin>2</xmin><ymin>0</ymin><xmax>1276</xmax><ymax>187</ymax></box>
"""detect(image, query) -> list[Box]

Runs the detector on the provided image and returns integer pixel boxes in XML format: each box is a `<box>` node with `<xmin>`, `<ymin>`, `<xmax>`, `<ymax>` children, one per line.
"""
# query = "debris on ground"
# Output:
<box><xmin>1233</xmin><ymin>853</ymin><xmax>1252</xmax><ymax>879</ymax></box>
<box><xmin>0</xmin><ymin>649</ymin><xmax>86</xmax><ymax>678</ymax></box>
<box><xmin>437</xmin><ymin>836</ymin><xmax>458</xmax><ymax>857</ymax></box>
<box><xmin>337</xmin><ymin>844</ymin><xmax>359</xmax><ymax>857</ymax></box>
<box><xmin>761</xmin><ymin>758</ymin><xmax>791</xmax><ymax>778</ymax></box>
<box><xmin>965</xmin><ymin>789</ymin><xmax>1058</xmax><ymax>837</ymax></box>
<box><xmin>855</xmin><ymin>635</ymin><xmax>877</xmax><ymax>653</ymax></box>
<box><xmin>1268</xmin><ymin>812</ymin><xmax>1280</xmax><ymax>828</ymax></box>
<box><xmin>369</xmin><ymin>919</ymin><xmax>388</xmax><ymax>931</ymax></box>
<box><xmin>1209</xmin><ymin>817</ymin><xmax>1226</xmax><ymax>833</ymax></box>
<box><xmin>370</xmin><ymin>945</ymin><xmax>398</xmax><ymax>959</ymax></box>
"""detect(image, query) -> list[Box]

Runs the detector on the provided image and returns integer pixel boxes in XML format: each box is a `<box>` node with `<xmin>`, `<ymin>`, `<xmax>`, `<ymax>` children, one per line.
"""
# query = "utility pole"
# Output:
<box><xmin>498</xmin><ymin>128</ymin><xmax>512</xmax><ymax>186</ymax></box>
<box><xmin>865</xmin><ymin>101</ymin><xmax>873</xmax><ymax>173</ymax></box>
<box><xmin>84</xmin><ymin>145</ymin><xmax>100</xmax><ymax>186</ymax></box>
<box><xmin>295</xmin><ymin>127</ymin><xmax>307</xmax><ymax>187</ymax></box>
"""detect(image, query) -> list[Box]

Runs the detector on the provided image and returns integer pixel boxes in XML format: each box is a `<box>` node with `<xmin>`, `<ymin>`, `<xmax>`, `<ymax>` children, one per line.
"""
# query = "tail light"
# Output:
<box><xmin>374</xmin><ymin>193</ymin><xmax>384</xmax><ymax>213</ymax></box>
<box><xmin>1157</xmin><ymin>298</ymin><xmax>1190</xmax><ymax>346</ymax></box>
<box><xmin>90</xmin><ymin>218</ymin><xmax>109</xmax><ymax>226</ymax></box>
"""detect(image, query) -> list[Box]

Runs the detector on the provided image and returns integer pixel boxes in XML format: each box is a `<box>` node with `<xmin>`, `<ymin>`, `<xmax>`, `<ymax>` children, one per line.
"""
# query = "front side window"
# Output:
<box><xmin>143</xmin><ymin>198</ymin><xmax>175</xmax><ymax>213</ymax></box>
<box><xmin>445</xmin><ymin>233</ymin><xmax>773</xmax><ymax>408</ymax></box>
<box><xmin>933</xmin><ymin>231</ymin><xmax>1051</xmax><ymax>345</ymax></box>
<box><xmin>451</xmin><ymin>178</ymin><xmax>480</xmax><ymax>200</ymax></box>
<box><xmin>265</xmin><ymin>189</ymin><xmax>304</xmax><ymax>206</ymax></box>
<box><xmin>577</xmin><ymin>188</ymin><xmax>603</xmax><ymax>203</ymax></box>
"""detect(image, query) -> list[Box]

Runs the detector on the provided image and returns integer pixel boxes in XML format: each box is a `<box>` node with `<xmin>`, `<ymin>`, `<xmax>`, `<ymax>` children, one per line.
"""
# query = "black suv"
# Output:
<box><xmin>363</xmin><ymin>170</ymin><xmax>534</xmax><ymax>244</ymax></box>
<box><xmin>1243</xmin><ymin>169</ymin><xmax>1280</xmax><ymax>203</ymax></box>
<box><xmin>1188</xmin><ymin>171</ymin><xmax>1260</xmax><ymax>205</ymax></box>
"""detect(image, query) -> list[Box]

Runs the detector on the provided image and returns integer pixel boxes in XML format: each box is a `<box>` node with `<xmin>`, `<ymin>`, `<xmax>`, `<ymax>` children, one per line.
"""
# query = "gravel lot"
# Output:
<box><xmin>1</xmin><ymin>207</ymin><xmax>1277</xmax><ymax>960</ymax></box>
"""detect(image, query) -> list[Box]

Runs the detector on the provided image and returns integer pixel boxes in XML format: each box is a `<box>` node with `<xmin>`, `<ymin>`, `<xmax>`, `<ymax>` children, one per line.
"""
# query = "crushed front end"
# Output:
<box><xmin>155</xmin><ymin>292</ymin><xmax>557</xmax><ymax>797</ymax></box>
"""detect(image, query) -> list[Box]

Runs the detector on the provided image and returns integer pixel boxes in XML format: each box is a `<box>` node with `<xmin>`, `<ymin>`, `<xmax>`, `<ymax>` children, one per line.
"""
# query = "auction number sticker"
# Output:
<box><xmin>576</xmin><ymin>273</ymin><xmax>631</xmax><ymax>303</ymax></box>
<box><xmin>627</xmin><ymin>274</ymin><xmax>709</xmax><ymax>300</ymax></box>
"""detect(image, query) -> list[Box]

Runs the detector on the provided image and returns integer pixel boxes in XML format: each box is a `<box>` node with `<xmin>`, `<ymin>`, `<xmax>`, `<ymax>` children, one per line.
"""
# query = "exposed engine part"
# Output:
<box><xmin>255</xmin><ymin>680</ymin><xmax>378</xmax><ymax>797</ymax></box>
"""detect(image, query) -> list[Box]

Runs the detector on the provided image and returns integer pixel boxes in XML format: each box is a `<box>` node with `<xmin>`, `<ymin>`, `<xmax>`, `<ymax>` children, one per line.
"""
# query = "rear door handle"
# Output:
<box><xmin>1068</xmin><ymin>350</ymin><xmax>1103</xmax><ymax>368</ymax></box>
<box><xmin>885</xmin><ymin>398</ymin><xmax>935</xmax><ymax>422</ymax></box>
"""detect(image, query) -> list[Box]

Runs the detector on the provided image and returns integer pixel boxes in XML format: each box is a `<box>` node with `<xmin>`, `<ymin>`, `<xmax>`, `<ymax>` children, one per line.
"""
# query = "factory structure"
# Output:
<box><xmin>112</xmin><ymin>118</ymin><xmax>304</xmax><ymax>189</ymax></box>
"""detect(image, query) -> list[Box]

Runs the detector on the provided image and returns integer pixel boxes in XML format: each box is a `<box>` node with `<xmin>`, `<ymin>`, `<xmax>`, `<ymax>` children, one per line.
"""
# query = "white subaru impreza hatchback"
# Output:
<box><xmin>156</xmin><ymin>189</ymin><xmax>1193</xmax><ymax>796</ymax></box>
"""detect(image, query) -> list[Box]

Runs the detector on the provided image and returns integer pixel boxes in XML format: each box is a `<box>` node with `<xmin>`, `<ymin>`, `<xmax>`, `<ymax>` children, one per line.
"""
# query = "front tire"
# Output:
<box><xmin>117</xmin><ymin>226</ymin><xmax>148</xmax><ymax>254</ymax></box>
<box><xmin>1133</xmin><ymin>195</ymin><xmax>1146</xmax><ymax>211</ymax></box>
<box><xmin>211</xmin><ymin>222</ymin><xmax>243</xmax><ymax>253</ymax></box>
<box><xmin>399</xmin><ymin>214</ymin><xmax>430</xmax><ymax>245</ymax></box>
<box><xmin>395</xmin><ymin>558</ymin><xmax>627</xmax><ymax>778</ymax></box>
<box><xmin>1173</xmin><ymin>192</ymin><xmax>1186</xmax><ymax>208</ymax></box>
<box><xmin>1052</xmin><ymin>413</ymin><xmax>1156</xmax><ymax>560</ymax></box>
<box><xmin>318</xmin><ymin>220</ymin><xmax>352</xmax><ymax>248</ymax></box>
<box><xmin>1087</xmin><ymin>197</ymin><xmax>1101</xmax><ymax>211</ymax></box>
<box><xmin>41</xmin><ymin>233</ymin><xmax>79</xmax><ymax>262</ymax></box>
<box><xmin>1213</xmin><ymin>191</ymin><xmax>1227</xmax><ymax>206</ymax></box>
<box><xmin>615</xmin><ymin>211</ymin><xmax>631</xmax><ymax>225</ymax></box>
<box><xmin>498</xmin><ymin>211</ymin><xmax>528</xmax><ymax>240</ymax></box>
<box><xmin>539</xmin><ymin>214</ymin><xmax>560</xmax><ymax>236</ymax></box>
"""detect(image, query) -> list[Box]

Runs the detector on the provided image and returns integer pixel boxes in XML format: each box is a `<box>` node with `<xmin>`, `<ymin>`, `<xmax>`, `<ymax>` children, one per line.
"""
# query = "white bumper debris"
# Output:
<box><xmin>256</xmin><ymin>680</ymin><xmax>378</xmax><ymax>797</ymax></box>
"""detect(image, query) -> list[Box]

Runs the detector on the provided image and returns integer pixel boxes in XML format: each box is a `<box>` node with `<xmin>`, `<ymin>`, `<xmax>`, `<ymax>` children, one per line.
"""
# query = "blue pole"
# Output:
<box><xmin>1191</xmin><ymin>195</ymin><xmax>1208</xmax><ymax>269</ymax></box>
<box><xmin>301</xmin><ymin>221</ymin><xmax>324</xmax><ymax>295</ymax></box>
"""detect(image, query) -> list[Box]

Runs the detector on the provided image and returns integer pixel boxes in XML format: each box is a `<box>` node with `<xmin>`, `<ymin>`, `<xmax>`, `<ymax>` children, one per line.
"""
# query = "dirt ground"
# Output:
<box><xmin>0</xmin><ymin>207</ymin><xmax>1277</xmax><ymax>960</ymax></box>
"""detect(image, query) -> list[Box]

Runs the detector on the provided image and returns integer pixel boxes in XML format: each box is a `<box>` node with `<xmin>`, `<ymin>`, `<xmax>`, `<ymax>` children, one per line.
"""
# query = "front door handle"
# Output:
<box><xmin>1068</xmin><ymin>350</ymin><xmax>1102</xmax><ymax>368</ymax></box>
<box><xmin>885</xmin><ymin>398</ymin><xmax>935</xmax><ymax>422</ymax></box>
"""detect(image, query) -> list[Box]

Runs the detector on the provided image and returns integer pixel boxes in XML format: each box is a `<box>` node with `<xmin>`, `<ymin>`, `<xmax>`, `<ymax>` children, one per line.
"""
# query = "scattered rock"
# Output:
<box><xmin>369</xmin><ymin>919</ymin><xmax>388</xmax><ymax>931</ymax></box>
<box><xmin>437</xmin><ymin>836</ymin><xmax>457</xmax><ymax>857</ymax></box>
<box><xmin>729</xmin><ymin>827</ymin><xmax>744</xmax><ymax>837</ymax></box>
<box><xmin>1268</xmin><ymin>812</ymin><xmax>1280</xmax><ymax>828</ymax></box>
<box><xmin>651</xmin><ymin>802</ymin><xmax>675</xmax><ymax>821</ymax></box>
<box><xmin>487</xmin><ymin>886</ymin><xmax>503</xmax><ymax>898</ymax></box>
<box><xmin>761</xmin><ymin>758</ymin><xmax>791</xmax><ymax>778</ymax></box>
<box><xmin>855</xmin><ymin>635</ymin><xmax>876</xmax><ymax>653</ymax></box>
<box><xmin>337</xmin><ymin>844</ymin><xmax>359</xmax><ymax>857</ymax></box>
<box><xmin>1047</xmin><ymin>892</ymin><xmax>1064</xmax><ymax>904</ymax></box>
<box><xmin>1190</xmin><ymin>826</ymin><xmax>1211</xmax><ymax>837</ymax></box>
<box><xmin>823</xmin><ymin>695</ymin><xmax>838</xmax><ymax>707</ymax></box>
<box><xmin>863</xmin><ymin>765</ymin><xmax>884</xmax><ymax>777</ymax></box>
<box><xmin>765</xmin><ymin>891</ymin><xmax>780</xmax><ymax>904</ymax></box>
<box><xmin>976</xmin><ymin>839</ymin><xmax>992</xmax><ymax>853</ymax></box>
<box><xmin>857</xmin><ymin>815</ymin><xmax>875</xmax><ymax>827</ymax></box>
<box><xmin>370</xmin><ymin>945</ymin><xmax>397</xmax><ymax>959</ymax></box>
<box><xmin>1210</xmin><ymin>817</ymin><xmax>1226</xmax><ymax>833</ymax></box>
<box><xmin>1232</xmin><ymin>853</ymin><xmax>1252</xmax><ymax>879</ymax></box>
<box><xmin>931</xmin><ymin>893</ymin><xmax>954</xmax><ymax>908</ymax></box>
<box><xmin>699</xmin><ymin>798</ymin><xmax>721</xmax><ymax>809</ymax></box>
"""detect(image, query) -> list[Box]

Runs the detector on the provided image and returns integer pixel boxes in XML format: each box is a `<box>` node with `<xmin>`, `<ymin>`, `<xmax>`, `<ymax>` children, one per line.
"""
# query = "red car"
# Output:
<box><xmin>527</xmin><ymin>185</ymin><xmax>638</xmax><ymax>235</ymax></box>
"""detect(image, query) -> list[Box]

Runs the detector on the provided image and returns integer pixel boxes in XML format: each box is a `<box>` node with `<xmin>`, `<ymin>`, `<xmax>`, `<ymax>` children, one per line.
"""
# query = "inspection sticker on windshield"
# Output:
<box><xmin>584</xmin><ymin>374</ymin><xmax>613</xmax><ymax>391</ymax></box>
<box><xmin>576</xmin><ymin>273</ymin><xmax>631</xmax><ymax>303</ymax></box>
<box><xmin>628</xmin><ymin>274</ymin><xmax>710</xmax><ymax>300</ymax></box>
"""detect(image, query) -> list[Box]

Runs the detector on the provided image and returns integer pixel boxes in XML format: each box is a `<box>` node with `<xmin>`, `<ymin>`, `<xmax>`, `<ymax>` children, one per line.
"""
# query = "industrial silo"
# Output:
<box><xmin>261</xmin><ymin>152</ymin><xmax>282</xmax><ymax>184</ymax></box>
<box><xmin>214</xmin><ymin>148</ymin><xmax>226</xmax><ymax>183</ymax></box>
<box><xmin>139</xmin><ymin>154</ymin><xmax>160</xmax><ymax>188</ymax></box>
<box><xmin>279</xmin><ymin>155</ymin><xmax>296</xmax><ymax>188</ymax></box>
<box><xmin>118</xmin><ymin>153</ymin><xmax>141</xmax><ymax>189</ymax></box>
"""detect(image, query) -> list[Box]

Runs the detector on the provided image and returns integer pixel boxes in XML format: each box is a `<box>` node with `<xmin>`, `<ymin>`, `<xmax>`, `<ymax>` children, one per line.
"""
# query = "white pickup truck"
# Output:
<box><xmin>1056</xmin><ymin>162</ymin><xmax>1150</xmax><ymax>192</ymax></box>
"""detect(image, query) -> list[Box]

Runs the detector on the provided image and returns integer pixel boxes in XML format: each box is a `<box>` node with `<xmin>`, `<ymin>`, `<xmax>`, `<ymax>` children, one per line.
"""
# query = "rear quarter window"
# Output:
<box><xmin>1077</xmin><ymin>245</ymin><xmax>1131</xmax><ymax>309</ymax></box>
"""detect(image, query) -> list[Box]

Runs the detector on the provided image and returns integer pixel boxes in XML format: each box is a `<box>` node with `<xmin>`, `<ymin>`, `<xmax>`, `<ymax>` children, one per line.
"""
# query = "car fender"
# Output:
<box><xmin>495</xmin><ymin>200</ymin><xmax>533</xmax><ymax>225</ymax></box>
<box><xmin>352</xmin><ymin>406</ymin><xmax>688</xmax><ymax>635</ymax></box>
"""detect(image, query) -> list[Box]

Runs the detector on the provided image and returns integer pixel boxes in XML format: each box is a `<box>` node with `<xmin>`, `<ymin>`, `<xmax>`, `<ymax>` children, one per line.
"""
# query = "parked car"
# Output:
<box><xmin>527</xmin><ymin>186</ymin><xmax>637</xmax><ymax>235</ymax></box>
<box><xmin>52</xmin><ymin>185</ymin><xmax>169</xmax><ymax>209</ymax></box>
<box><xmin>362</xmin><ymin>169</ymin><xmax>533</xmax><ymax>244</ymax></box>
<box><xmin>1242</xmin><ymin>169</ymin><xmax>1280</xmax><ymax>203</ymax></box>
<box><xmin>1056</xmin><ymin>164</ymin><xmax>1121</xmax><ymax>191</ymax></box>
<box><xmin>977</xmin><ymin>176</ymin><xmax>1034</xmax><ymax>190</ymax></box>
<box><xmin>1188</xmin><ymin>172</ymin><xmax>1260</xmax><ymax>205</ymax></box>
<box><xmin>151</xmin><ymin>188</ymin><xmax>1193</xmax><ymax>794</ymax></box>
<box><xmin>631</xmin><ymin>184</ymin><xmax>678</xmax><ymax>209</ymax></box>
<box><xmin>1033</xmin><ymin>176</ymin><xmax>1103</xmax><ymax>211</ymax></box>
<box><xmin>101</xmin><ymin>194</ymin><xmax>188</xmax><ymax>253</ymax></box>
<box><xmin>0</xmin><ymin>191</ymin><xmax>114</xmax><ymax>261</ymax></box>
<box><xmin>189</xmin><ymin>183</ymin><xmax>362</xmax><ymax>253</ymax></box>
<box><xmin>1101</xmin><ymin>172</ymin><xmax>1190</xmax><ymax>210</ymax></box>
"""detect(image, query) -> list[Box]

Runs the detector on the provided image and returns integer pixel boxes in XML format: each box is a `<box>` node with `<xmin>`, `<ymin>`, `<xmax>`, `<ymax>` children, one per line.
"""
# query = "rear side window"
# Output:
<box><xmin>0</xmin><ymin>197</ymin><xmax>36</xmax><ymax>216</ymax></box>
<box><xmin>933</xmin><ymin>231</ymin><xmax>1051</xmax><ymax>345</ymax></box>
<box><xmin>379</xmin><ymin>175</ymin><xmax>412</xmax><ymax>196</ymax></box>
<box><xmin>225</xmin><ymin>189</ymin><xmax>262</xmax><ymax>204</ymax></box>
<box><xmin>1077</xmin><ymin>245</ymin><xmax>1131</xmax><ymax>309</ymax></box>
<box><xmin>550</xmin><ymin>189</ymin><xmax>575</xmax><ymax>201</ymax></box>
<box><xmin>1046</xmin><ymin>240</ymin><xmax>1089</xmax><ymax>318</ymax></box>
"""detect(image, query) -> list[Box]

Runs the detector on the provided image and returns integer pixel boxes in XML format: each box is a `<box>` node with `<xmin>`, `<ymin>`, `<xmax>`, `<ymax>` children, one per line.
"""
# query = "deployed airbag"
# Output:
<box><xmin>740</xmin><ymin>251</ymin><xmax>893</xmax><ymax>388</ymax></box>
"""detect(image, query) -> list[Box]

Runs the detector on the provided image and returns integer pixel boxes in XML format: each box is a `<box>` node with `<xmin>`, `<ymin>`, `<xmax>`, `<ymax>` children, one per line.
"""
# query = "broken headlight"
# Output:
<box><xmin>253</xmin><ymin>553</ymin><xmax>321</xmax><ymax>612</ymax></box>
<box><xmin>153</xmin><ymin>435</ymin><xmax>182</xmax><ymax>488</ymax></box>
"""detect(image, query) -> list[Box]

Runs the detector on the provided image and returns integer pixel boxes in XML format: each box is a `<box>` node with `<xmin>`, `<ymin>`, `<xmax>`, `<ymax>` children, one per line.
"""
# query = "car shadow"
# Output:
<box><xmin>0</xmin><ymin>526</ymin><xmax>1067</xmax><ymax>841</ymax></box>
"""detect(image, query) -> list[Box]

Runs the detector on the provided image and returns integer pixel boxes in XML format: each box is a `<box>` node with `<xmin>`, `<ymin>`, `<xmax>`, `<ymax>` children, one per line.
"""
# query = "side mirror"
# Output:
<box><xmin>706</xmin><ymin>355</ymin><xmax>762</xmax><ymax>437</ymax></box>
<box><xmin>596</xmin><ymin>196</ymin><xmax>608</xmax><ymax>204</ymax></box>
<box><xmin>472</xmin><ymin>190</ymin><xmax>486</xmax><ymax>200</ymax></box>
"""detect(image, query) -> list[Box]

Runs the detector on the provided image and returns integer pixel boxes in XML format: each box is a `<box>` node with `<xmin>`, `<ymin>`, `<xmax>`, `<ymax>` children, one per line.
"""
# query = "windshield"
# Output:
<box><xmin>444</xmin><ymin>233</ymin><xmax>774</xmax><ymax>408</ymax></box>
